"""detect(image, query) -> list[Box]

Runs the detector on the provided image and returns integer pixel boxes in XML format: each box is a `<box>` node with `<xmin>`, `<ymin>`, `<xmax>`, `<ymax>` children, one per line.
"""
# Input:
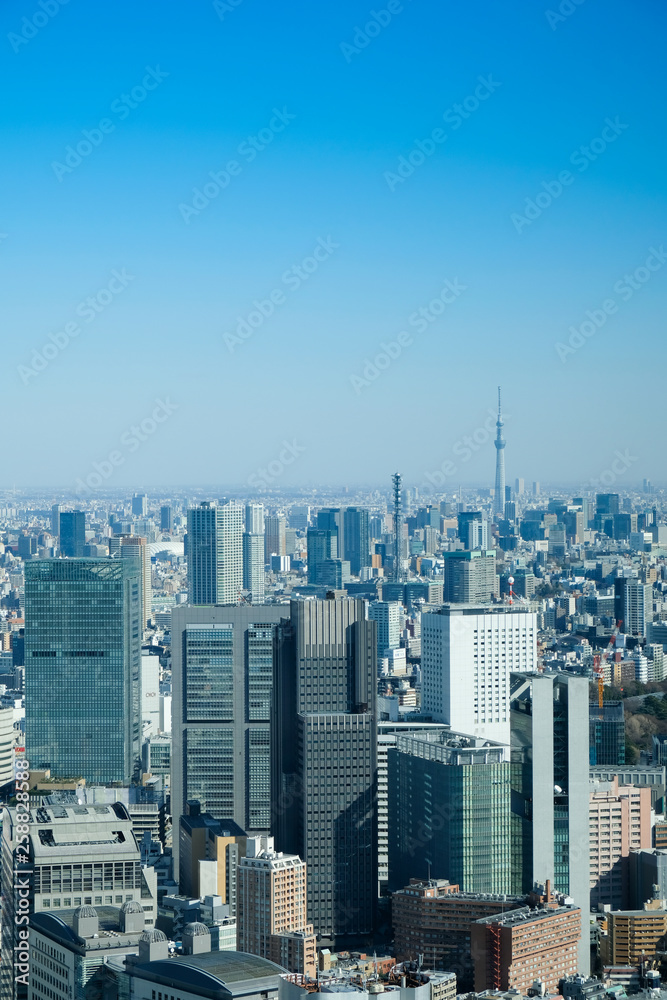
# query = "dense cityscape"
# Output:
<box><xmin>2</xmin><ymin>391</ymin><xmax>667</xmax><ymax>999</ymax></box>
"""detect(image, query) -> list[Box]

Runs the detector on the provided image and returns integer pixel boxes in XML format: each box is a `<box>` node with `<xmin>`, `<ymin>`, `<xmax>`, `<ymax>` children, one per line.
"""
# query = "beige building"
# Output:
<box><xmin>589</xmin><ymin>777</ymin><xmax>652</xmax><ymax>910</ymax></box>
<box><xmin>179</xmin><ymin>805</ymin><xmax>247</xmax><ymax>910</ymax></box>
<box><xmin>602</xmin><ymin>904</ymin><xmax>667</xmax><ymax>965</ymax></box>
<box><xmin>237</xmin><ymin>836</ymin><xmax>316</xmax><ymax>977</ymax></box>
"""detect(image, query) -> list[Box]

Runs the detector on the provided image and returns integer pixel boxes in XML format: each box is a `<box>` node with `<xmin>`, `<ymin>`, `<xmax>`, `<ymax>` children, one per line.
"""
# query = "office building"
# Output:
<box><xmin>471</xmin><ymin>900</ymin><xmax>581</xmax><ymax>994</ymax></box>
<box><xmin>25</xmin><ymin>557</ymin><xmax>142</xmax><ymax>784</ymax></box>
<box><xmin>589</xmin><ymin>777</ymin><xmax>651</xmax><ymax>910</ymax></box>
<box><xmin>589</xmin><ymin>701</ymin><xmax>625</xmax><ymax>766</ymax></box>
<box><xmin>187</xmin><ymin>500</ymin><xmax>244</xmax><ymax>605</ymax></box>
<box><xmin>237</xmin><ymin>836</ymin><xmax>316</xmax><ymax>976</ymax></box>
<box><xmin>265</xmin><ymin>514</ymin><xmax>287</xmax><ymax>561</ymax></box>
<box><xmin>344</xmin><ymin>506</ymin><xmax>371</xmax><ymax>576</ymax></box>
<box><xmin>510</xmin><ymin>672</ymin><xmax>590</xmax><ymax>974</ymax></box>
<box><xmin>179</xmin><ymin>803</ymin><xmax>247</xmax><ymax>906</ymax></box>
<box><xmin>388</xmin><ymin>731</ymin><xmax>512</xmax><ymax>894</ymax></box>
<box><xmin>515</xmin><ymin>478</ymin><xmax>524</xmax><ymax>496</ymax></box>
<box><xmin>457</xmin><ymin>511</ymin><xmax>488</xmax><ymax>550</ymax></box>
<box><xmin>272</xmin><ymin>597</ymin><xmax>377</xmax><ymax>946</ymax></box>
<box><xmin>597</xmin><ymin>493</ymin><xmax>620</xmax><ymax>517</ymax></box>
<box><xmin>51</xmin><ymin>503</ymin><xmax>62</xmax><ymax>538</ymax></box>
<box><xmin>306</xmin><ymin>527</ymin><xmax>337</xmax><ymax>585</ymax></box>
<box><xmin>28</xmin><ymin>903</ymin><xmax>148</xmax><ymax>999</ymax></box>
<box><xmin>171</xmin><ymin>604</ymin><xmax>284</xmax><ymax>873</ymax></box>
<box><xmin>422</xmin><ymin>604</ymin><xmax>537</xmax><ymax>745</ymax></box>
<box><xmin>392</xmin><ymin>878</ymin><xmax>523</xmax><ymax>976</ymax></box>
<box><xmin>160</xmin><ymin>504</ymin><xmax>173</xmax><ymax>532</ymax></box>
<box><xmin>0</xmin><ymin>800</ymin><xmax>157</xmax><ymax>1000</ymax></box>
<box><xmin>110</xmin><ymin>533</ymin><xmax>152</xmax><ymax>627</ymax></box>
<box><xmin>629</xmin><ymin>849</ymin><xmax>667</xmax><ymax>909</ymax></box>
<box><xmin>443</xmin><ymin>550</ymin><xmax>498</xmax><ymax>604</ymax></box>
<box><xmin>132</xmin><ymin>493</ymin><xmax>148</xmax><ymax>516</ymax></box>
<box><xmin>317</xmin><ymin>507</ymin><xmax>344</xmax><ymax>554</ymax></box>
<box><xmin>369</xmin><ymin>601</ymin><xmax>401</xmax><ymax>656</ymax></box>
<box><xmin>59</xmin><ymin>510</ymin><xmax>85</xmax><ymax>558</ymax></box>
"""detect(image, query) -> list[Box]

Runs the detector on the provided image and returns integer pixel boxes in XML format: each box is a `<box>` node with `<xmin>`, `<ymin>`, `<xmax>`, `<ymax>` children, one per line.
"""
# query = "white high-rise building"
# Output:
<box><xmin>421</xmin><ymin>603</ymin><xmax>537</xmax><ymax>745</ymax></box>
<box><xmin>368</xmin><ymin>601</ymin><xmax>401</xmax><ymax>656</ymax></box>
<box><xmin>187</xmin><ymin>501</ymin><xmax>244</xmax><ymax>605</ymax></box>
<box><xmin>245</xmin><ymin>503</ymin><xmax>265</xmax><ymax>535</ymax></box>
<box><xmin>244</xmin><ymin>503</ymin><xmax>266</xmax><ymax>602</ymax></box>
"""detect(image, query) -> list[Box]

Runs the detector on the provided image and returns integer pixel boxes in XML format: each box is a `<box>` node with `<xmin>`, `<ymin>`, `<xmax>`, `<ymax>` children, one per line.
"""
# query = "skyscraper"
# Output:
<box><xmin>421</xmin><ymin>604</ymin><xmax>538</xmax><ymax>745</ymax></box>
<box><xmin>272</xmin><ymin>597</ymin><xmax>377</xmax><ymax>946</ymax></box>
<box><xmin>110</xmin><ymin>533</ymin><xmax>152</xmax><ymax>627</ymax></box>
<box><xmin>510</xmin><ymin>671</ymin><xmax>590</xmax><ymax>974</ymax></box>
<box><xmin>244</xmin><ymin>504</ymin><xmax>265</xmax><ymax>603</ymax></box>
<box><xmin>187</xmin><ymin>501</ymin><xmax>243</xmax><ymax>605</ymax></box>
<box><xmin>443</xmin><ymin>550</ymin><xmax>498</xmax><ymax>603</ymax></box>
<box><xmin>24</xmin><ymin>557</ymin><xmax>142</xmax><ymax>784</ymax></box>
<box><xmin>493</xmin><ymin>387</ymin><xmax>506</xmax><ymax>518</ymax></box>
<box><xmin>160</xmin><ymin>504</ymin><xmax>173</xmax><ymax>532</ymax></box>
<box><xmin>457</xmin><ymin>510</ymin><xmax>488</xmax><ymax>550</ymax></box>
<box><xmin>132</xmin><ymin>493</ymin><xmax>148</xmax><ymax>516</ymax></box>
<box><xmin>50</xmin><ymin>502</ymin><xmax>61</xmax><ymax>538</ymax></box>
<box><xmin>59</xmin><ymin>510</ymin><xmax>85</xmax><ymax>557</ymax></box>
<box><xmin>368</xmin><ymin>600</ymin><xmax>401</xmax><ymax>656</ymax></box>
<box><xmin>265</xmin><ymin>514</ymin><xmax>287</xmax><ymax>561</ymax></box>
<box><xmin>343</xmin><ymin>506</ymin><xmax>371</xmax><ymax>576</ymax></box>
<box><xmin>306</xmin><ymin>527</ymin><xmax>337</xmax><ymax>585</ymax></box>
<box><xmin>171</xmin><ymin>603</ymin><xmax>284</xmax><ymax>873</ymax></box>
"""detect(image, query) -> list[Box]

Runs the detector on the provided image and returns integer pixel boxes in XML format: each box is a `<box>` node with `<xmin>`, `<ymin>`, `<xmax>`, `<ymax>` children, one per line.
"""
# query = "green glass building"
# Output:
<box><xmin>25</xmin><ymin>558</ymin><xmax>142</xmax><ymax>784</ymax></box>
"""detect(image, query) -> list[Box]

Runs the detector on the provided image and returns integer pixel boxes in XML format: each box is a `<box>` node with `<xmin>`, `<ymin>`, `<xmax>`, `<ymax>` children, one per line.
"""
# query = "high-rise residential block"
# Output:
<box><xmin>369</xmin><ymin>601</ymin><xmax>401</xmax><ymax>656</ymax></box>
<box><xmin>622</xmin><ymin>579</ymin><xmax>652</xmax><ymax>636</ymax></box>
<box><xmin>171</xmin><ymin>604</ymin><xmax>284</xmax><ymax>873</ymax></box>
<box><xmin>272</xmin><ymin>597</ymin><xmax>377</xmax><ymax>946</ymax></box>
<box><xmin>602</xmin><ymin>906</ymin><xmax>667</xmax><ymax>967</ymax></box>
<box><xmin>25</xmin><ymin>558</ymin><xmax>142</xmax><ymax>784</ymax></box>
<box><xmin>343</xmin><ymin>506</ymin><xmax>371</xmax><ymax>576</ymax></box>
<box><xmin>510</xmin><ymin>671</ymin><xmax>590</xmax><ymax>974</ymax></box>
<box><xmin>388</xmin><ymin>731</ymin><xmax>513</xmax><ymax>894</ymax></box>
<box><xmin>265</xmin><ymin>514</ymin><xmax>287</xmax><ymax>561</ymax></box>
<box><xmin>589</xmin><ymin>777</ymin><xmax>651</xmax><ymax>910</ymax></box>
<box><xmin>237</xmin><ymin>836</ymin><xmax>316</xmax><ymax>976</ymax></box>
<box><xmin>187</xmin><ymin>501</ymin><xmax>243</xmax><ymax>605</ymax></box>
<box><xmin>443</xmin><ymin>550</ymin><xmax>498</xmax><ymax>603</ymax></box>
<box><xmin>59</xmin><ymin>510</ymin><xmax>85</xmax><ymax>558</ymax></box>
<box><xmin>471</xmin><ymin>899</ymin><xmax>581</xmax><ymax>994</ymax></box>
<box><xmin>457</xmin><ymin>511</ymin><xmax>488</xmax><ymax>550</ymax></box>
<box><xmin>421</xmin><ymin>604</ymin><xmax>537</xmax><ymax>745</ymax></box>
<box><xmin>110</xmin><ymin>533</ymin><xmax>152</xmax><ymax>627</ymax></box>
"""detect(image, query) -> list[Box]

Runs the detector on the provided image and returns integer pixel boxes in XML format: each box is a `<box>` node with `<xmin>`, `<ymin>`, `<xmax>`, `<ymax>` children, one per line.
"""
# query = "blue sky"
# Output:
<box><xmin>1</xmin><ymin>0</ymin><xmax>665</xmax><ymax>493</ymax></box>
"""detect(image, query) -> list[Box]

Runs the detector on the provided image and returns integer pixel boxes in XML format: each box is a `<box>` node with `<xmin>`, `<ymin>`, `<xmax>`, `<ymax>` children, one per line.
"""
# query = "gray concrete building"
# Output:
<box><xmin>171</xmin><ymin>603</ymin><xmax>285</xmax><ymax>875</ymax></box>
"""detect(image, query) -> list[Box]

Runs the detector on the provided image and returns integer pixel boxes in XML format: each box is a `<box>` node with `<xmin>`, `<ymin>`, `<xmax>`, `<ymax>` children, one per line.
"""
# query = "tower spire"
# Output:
<box><xmin>493</xmin><ymin>386</ymin><xmax>506</xmax><ymax>517</ymax></box>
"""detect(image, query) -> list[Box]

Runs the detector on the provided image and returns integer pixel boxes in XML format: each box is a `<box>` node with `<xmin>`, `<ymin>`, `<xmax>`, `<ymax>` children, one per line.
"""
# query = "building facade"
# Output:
<box><xmin>187</xmin><ymin>501</ymin><xmax>244</xmax><ymax>605</ymax></box>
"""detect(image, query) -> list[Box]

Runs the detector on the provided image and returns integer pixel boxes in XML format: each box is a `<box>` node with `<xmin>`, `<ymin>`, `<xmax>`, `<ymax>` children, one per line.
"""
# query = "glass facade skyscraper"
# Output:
<box><xmin>24</xmin><ymin>557</ymin><xmax>142</xmax><ymax>784</ymax></box>
<box><xmin>343</xmin><ymin>506</ymin><xmax>371</xmax><ymax>576</ymax></box>
<box><xmin>59</xmin><ymin>510</ymin><xmax>85</xmax><ymax>557</ymax></box>
<box><xmin>589</xmin><ymin>700</ymin><xmax>625</xmax><ymax>766</ymax></box>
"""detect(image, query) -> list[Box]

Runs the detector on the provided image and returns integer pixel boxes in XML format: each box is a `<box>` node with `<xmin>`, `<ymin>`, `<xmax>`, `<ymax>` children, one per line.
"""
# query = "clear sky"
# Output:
<box><xmin>2</xmin><ymin>0</ymin><xmax>665</xmax><ymax>494</ymax></box>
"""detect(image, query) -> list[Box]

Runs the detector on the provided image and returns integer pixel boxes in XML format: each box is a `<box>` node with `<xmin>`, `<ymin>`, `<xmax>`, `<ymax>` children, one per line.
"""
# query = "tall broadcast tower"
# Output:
<box><xmin>392</xmin><ymin>472</ymin><xmax>402</xmax><ymax>582</ymax></box>
<box><xmin>493</xmin><ymin>386</ymin><xmax>506</xmax><ymax>518</ymax></box>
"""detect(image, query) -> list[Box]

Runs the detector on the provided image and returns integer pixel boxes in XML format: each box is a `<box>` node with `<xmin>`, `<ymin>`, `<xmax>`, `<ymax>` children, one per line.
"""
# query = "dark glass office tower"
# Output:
<box><xmin>24</xmin><ymin>558</ymin><xmax>142</xmax><ymax>784</ymax></box>
<box><xmin>343</xmin><ymin>506</ymin><xmax>371</xmax><ymax>576</ymax></box>
<box><xmin>306</xmin><ymin>527</ymin><xmax>337</xmax><ymax>584</ymax></box>
<box><xmin>272</xmin><ymin>597</ymin><xmax>377</xmax><ymax>947</ymax></box>
<box><xmin>589</xmin><ymin>701</ymin><xmax>625</xmax><ymax>766</ymax></box>
<box><xmin>59</xmin><ymin>510</ymin><xmax>85</xmax><ymax>557</ymax></box>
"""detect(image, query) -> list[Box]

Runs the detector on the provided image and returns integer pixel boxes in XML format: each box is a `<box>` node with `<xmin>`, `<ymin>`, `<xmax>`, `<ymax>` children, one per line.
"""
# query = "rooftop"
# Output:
<box><xmin>129</xmin><ymin>950</ymin><xmax>286</xmax><ymax>999</ymax></box>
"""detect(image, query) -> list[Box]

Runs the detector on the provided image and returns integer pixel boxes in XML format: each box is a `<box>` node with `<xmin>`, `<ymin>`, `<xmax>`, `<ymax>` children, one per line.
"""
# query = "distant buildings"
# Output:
<box><xmin>272</xmin><ymin>597</ymin><xmax>377</xmax><ymax>946</ymax></box>
<box><xmin>25</xmin><ymin>557</ymin><xmax>142</xmax><ymax>784</ymax></box>
<box><xmin>343</xmin><ymin>506</ymin><xmax>371</xmax><ymax>575</ymax></box>
<box><xmin>443</xmin><ymin>550</ymin><xmax>498</xmax><ymax>603</ymax></box>
<box><xmin>187</xmin><ymin>500</ymin><xmax>243</xmax><ymax>605</ymax></box>
<box><xmin>369</xmin><ymin>600</ymin><xmax>401</xmax><ymax>656</ymax></box>
<box><xmin>265</xmin><ymin>514</ymin><xmax>287</xmax><ymax>561</ymax></box>
<box><xmin>237</xmin><ymin>836</ymin><xmax>316</xmax><ymax>976</ymax></box>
